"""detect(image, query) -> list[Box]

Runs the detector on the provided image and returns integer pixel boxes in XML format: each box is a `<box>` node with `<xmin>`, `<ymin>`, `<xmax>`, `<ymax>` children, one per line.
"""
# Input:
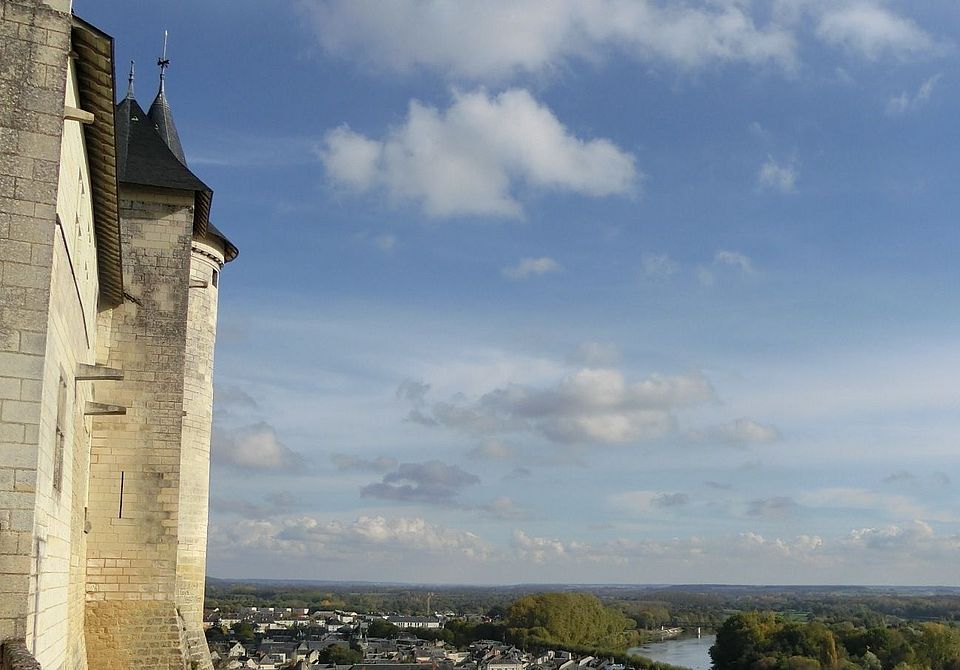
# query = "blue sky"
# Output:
<box><xmin>78</xmin><ymin>0</ymin><xmax>960</xmax><ymax>584</ymax></box>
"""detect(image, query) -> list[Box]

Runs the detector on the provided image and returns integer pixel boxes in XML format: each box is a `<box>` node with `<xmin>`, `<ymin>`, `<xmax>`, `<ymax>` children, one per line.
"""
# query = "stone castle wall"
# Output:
<box><xmin>84</xmin><ymin>186</ymin><xmax>195</xmax><ymax>669</ymax></box>
<box><xmin>2</xmin><ymin>5</ymin><xmax>226</xmax><ymax>668</ymax></box>
<box><xmin>0</xmin><ymin>5</ymin><xmax>89</xmax><ymax>670</ymax></box>
<box><xmin>176</xmin><ymin>238</ymin><xmax>224</xmax><ymax>670</ymax></box>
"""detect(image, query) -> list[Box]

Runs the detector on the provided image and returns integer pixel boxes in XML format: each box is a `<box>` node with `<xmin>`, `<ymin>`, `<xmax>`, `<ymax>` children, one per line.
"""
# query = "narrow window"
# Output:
<box><xmin>211</xmin><ymin>268</ymin><xmax>219</xmax><ymax>288</ymax></box>
<box><xmin>118</xmin><ymin>471</ymin><xmax>124</xmax><ymax>518</ymax></box>
<box><xmin>53</xmin><ymin>377</ymin><xmax>67</xmax><ymax>493</ymax></box>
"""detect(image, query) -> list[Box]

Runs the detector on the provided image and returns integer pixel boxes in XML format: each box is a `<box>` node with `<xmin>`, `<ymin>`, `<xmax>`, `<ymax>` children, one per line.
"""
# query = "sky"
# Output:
<box><xmin>76</xmin><ymin>0</ymin><xmax>960</xmax><ymax>585</ymax></box>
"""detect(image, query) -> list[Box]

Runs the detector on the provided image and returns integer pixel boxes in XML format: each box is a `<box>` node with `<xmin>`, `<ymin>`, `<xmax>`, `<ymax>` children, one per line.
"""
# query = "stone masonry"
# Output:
<box><xmin>0</xmin><ymin>3</ymin><xmax>236</xmax><ymax>668</ymax></box>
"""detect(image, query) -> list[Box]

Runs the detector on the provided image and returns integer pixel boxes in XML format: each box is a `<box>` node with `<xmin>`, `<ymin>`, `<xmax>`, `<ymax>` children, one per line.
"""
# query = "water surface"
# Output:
<box><xmin>628</xmin><ymin>633</ymin><xmax>715</xmax><ymax>670</ymax></box>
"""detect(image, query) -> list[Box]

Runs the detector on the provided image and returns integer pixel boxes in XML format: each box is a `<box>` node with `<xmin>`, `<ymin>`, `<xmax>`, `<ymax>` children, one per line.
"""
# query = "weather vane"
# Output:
<box><xmin>157</xmin><ymin>30</ymin><xmax>169</xmax><ymax>87</ymax></box>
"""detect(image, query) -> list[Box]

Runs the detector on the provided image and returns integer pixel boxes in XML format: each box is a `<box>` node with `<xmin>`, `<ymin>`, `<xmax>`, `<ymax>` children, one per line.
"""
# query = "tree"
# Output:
<box><xmin>318</xmin><ymin>645</ymin><xmax>363</xmax><ymax>665</ymax></box>
<box><xmin>368</xmin><ymin>619</ymin><xmax>399</xmax><ymax>639</ymax></box>
<box><xmin>230</xmin><ymin>621</ymin><xmax>255</xmax><ymax>643</ymax></box>
<box><xmin>506</xmin><ymin>593</ymin><xmax>638</xmax><ymax>650</ymax></box>
<box><xmin>710</xmin><ymin>612</ymin><xmax>780</xmax><ymax>670</ymax></box>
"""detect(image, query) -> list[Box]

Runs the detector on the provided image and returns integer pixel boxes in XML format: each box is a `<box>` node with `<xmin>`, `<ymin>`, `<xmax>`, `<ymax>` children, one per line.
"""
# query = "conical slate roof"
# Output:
<box><xmin>115</xmin><ymin>96</ymin><xmax>208</xmax><ymax>194</ymax></box>
<box><xmin>114</xmin><ymin>74</ymin><xmax>237</xmax><ymax>262</ymax></box>
<box><xmin>148</xmin><ymin>81</ymin><xmax>187</xmax><ymax>165</ymax></box>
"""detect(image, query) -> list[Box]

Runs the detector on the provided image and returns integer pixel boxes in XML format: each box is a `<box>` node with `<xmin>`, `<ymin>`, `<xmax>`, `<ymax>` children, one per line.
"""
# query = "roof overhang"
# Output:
<box><xmin>72</xmin><ymin>15</ymin><xmax>123</xmax><ymax>309</ymax></box>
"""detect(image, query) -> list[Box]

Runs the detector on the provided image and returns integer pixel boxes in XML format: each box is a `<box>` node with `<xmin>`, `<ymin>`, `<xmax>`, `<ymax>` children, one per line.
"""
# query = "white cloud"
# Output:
<box><xmin>698</xmin><ymin>250</ymin><xmax>755</xmax><ymax>286</ymax></box>
<box><xmin>320</xmin><ymin>89</ymin><xmax>638</xmax><ymax>218</ymax></box>
<box><xmin>212</xmin><ymin>422</ymin><xmax>305</xmax><ymax>472</ymax></box>
<box><xmin>320</xmin><ymin>126</ymin><xmax>382</xmax><ymax>190</ymax></box>
<box><xmin>887</xmin><ymin>73</ymin><xmax>942</xmax><ymax>115</ymax></box>
<box><xmin>410</xmin><ymin>367</ymin><xmax>715</xmax><ymax>445</ymax></box>
<box><xmin>303</xmin><ymin>1</ymin><xmax>941</xmax><ymax>82</ymax></box>
<box><xmin>757</xmin><ymin>156</ymin><xmax>798</xmax><ymax>193</ymax></box>
<box><xmin>502</xmin><ymin>256</ymin><xmax>562</xmax><ymax>280</ymax></box>
<box><xmin>816</xmin><ymin>3</ymin><xmax>936</xmax><ymax>60</ymax></box>
<box><xmin>512</xmin><ymin>529</ymin><xmax>569</xmax><ymax>563</ymax></box>
<box><xmin>303</xmin><ymin>0</ymin><xmax>798</xmax><ymax>79</ymax></box>
<box><xmin>211</xmin><ymin>515</ymin><xmax>493</xmax><ymax>561</ymax></box>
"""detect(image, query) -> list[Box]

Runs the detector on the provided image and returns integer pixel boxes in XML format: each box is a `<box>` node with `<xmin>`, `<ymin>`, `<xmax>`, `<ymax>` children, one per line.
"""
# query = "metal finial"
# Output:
<box><xmin>125</xmin><ymin>60</ymin><xmax>135</xmax><ymax>99</ymax></box>
<box><xmin>157</xmin><ymin>30</ymin><xmax>170</xmax><ymax>90</ymax></box>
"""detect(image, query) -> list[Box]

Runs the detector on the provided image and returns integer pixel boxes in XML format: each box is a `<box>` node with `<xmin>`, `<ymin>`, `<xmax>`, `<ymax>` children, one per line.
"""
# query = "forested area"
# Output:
<box><xmin>505</xmin><ymin>592</ymin><xmax>642</xmax><ymax>649</ymax></box>
<box><xmin>711</xmin><ymin>612</ymin><xmax>960</xmax><ymax>670</ymax></box>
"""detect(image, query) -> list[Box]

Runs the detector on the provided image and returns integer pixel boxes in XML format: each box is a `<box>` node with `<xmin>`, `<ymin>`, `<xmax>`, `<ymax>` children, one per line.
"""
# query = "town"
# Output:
<box><xmin>203</xmin><ymin>608</ymin><xmax>641</xmax><ymax>670</ymax></box>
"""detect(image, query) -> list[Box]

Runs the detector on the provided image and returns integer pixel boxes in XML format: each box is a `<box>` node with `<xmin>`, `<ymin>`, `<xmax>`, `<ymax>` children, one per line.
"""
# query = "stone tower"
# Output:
<box><xmin>81</xmin><ymin>58</ymin><xmax>237</xmax><ymax>670</ymax></box>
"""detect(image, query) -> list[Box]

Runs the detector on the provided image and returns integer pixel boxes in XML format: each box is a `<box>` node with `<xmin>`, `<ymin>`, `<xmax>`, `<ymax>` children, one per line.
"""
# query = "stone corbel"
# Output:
<box><xmin>75</xmin><ymin>363</ymin><xmax>123</xmax><ymax>381</ymax></box>
<box><xmin>83</xmin><ymin>402</ymin><xmax>126</xmax><ymax>416</ymax></box>
<box><xmin>64</xmin><ymin>105</ymin><xmax>95</xmax><ymax>124</ymax></box>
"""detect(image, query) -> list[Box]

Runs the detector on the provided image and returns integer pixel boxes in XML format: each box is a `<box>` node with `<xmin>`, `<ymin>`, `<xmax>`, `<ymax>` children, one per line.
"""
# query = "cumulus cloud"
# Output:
<box><xmin>502</xmin><ymin>257</ymin><xmax>562</xmax><ymax>280</ymax></box>
<box><xmin>512</xmin><ymin>529</ymin><xmax>571</xmax><ymax>563</ymax></box>
<box><xmin>840</xmin><ymin>520</ymin><xmax>960</xmax><ymax>560</ymax></box>
<box><xmin>331</xmin><ymin>454</ymin><xmax>399</xmax><ymax>473</ymax></box>
<box><xmin>210</xmin><ymin>515</ymin><xmax>492</xmax><ymax>562</ymax></box>
<box><xmin>411</xmin><ymin>368</ymin><xmax>715</xmax><ymax>445</ymax></box>
<box><xmin>302</xmin><ymin>0</ymin><xmax>799</xmax><ymax>78</ymax></box>
<box><xmin>687</xmin><ymin>417</ymin><xmax>781</xmax><ymax>447</ymax></box>
<box><xmin>361</xmin><ymin>460</ymin><xmax>480</xmax><ymax>504</ymax></box>
<box><xmin>816</xmin><ymin>3</ymin><xmax>936</xmax><ymax>60</ymax></box>
<box><xmin>319</xmin><ymin>89</ymin><xmax>638</xmax><ymax>218</ymax></box>
<box><xmin>887</xmin><ymin>73</ymin><xmax>942</xmax><ymax>115</ymax></box>
<box><xmin>212</xmin><ymin>422</ymin><xmax>305</xmax><ymax>472</ymax></box>
<box><xmin>303</xmin><ymin>1</ymin><xmax>940</xmax><ymax>82</ymax></box>
<box><xmin>757</xmin><ymin>156</ymin><xmax>798</xmax><ymax>193</ymax></box>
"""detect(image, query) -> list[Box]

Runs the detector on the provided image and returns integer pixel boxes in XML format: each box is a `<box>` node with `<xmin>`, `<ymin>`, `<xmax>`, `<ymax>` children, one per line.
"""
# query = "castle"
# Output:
<box><xmin>0</xmin><ymin>1</ymin><xmax>236</xmax><ymax>668</ymax></box>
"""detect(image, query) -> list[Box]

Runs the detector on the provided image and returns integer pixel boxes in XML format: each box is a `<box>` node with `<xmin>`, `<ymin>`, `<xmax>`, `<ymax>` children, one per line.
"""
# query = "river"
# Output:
<box><xmin>627</xmin><ymin>633</ymin><xmax>716</xmax><ymax>670</ymax></box>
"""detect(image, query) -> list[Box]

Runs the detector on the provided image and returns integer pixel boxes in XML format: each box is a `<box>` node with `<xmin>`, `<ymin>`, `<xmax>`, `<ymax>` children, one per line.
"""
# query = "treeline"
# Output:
<box><xmin>205</xmin><ymin>580</ymin><xmax>960</xmax><ymax>627</ymax></box>
<box><xmin>711</xmin><ymin>612</ymin><xmax>960</xmax><ymax>670</ymax></box>
<box><xmin>204</xmin><ymin>579</ymin><xmax>519</xmax><ymax>615</ymax></box>
<box><xmin>502</xmin><ymin>592</ymin><xmax>685</xmax><ymax>670</ymax></box>
<box><xmin>506</xmin><ymin>593</ymin><xmax>642</xmax><ymax>650</ymax></box>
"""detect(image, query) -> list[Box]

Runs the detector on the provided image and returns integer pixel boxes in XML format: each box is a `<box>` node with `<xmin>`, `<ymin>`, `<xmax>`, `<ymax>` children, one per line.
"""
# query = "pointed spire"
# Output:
<box><xmin>125</xmin><ymin>60</ymin><xmax>135</xmax><ymax>100</ymax></box>
<box><xmin>157</xmin><ymin>30</ymin><xmax>169</xmax><ymax>92</ymax></box>
<box><xmin>148</xmin><ymin>30</ymin><xmax>187</xmax><ymax>165</ymax></box>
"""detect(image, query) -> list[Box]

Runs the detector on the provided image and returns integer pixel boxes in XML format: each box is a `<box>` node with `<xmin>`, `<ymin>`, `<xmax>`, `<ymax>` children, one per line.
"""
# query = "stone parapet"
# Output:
<box><xmin>0</xmin><ymin>640</ymin><xmax>41</xmax><ymax>670</ymax></box>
